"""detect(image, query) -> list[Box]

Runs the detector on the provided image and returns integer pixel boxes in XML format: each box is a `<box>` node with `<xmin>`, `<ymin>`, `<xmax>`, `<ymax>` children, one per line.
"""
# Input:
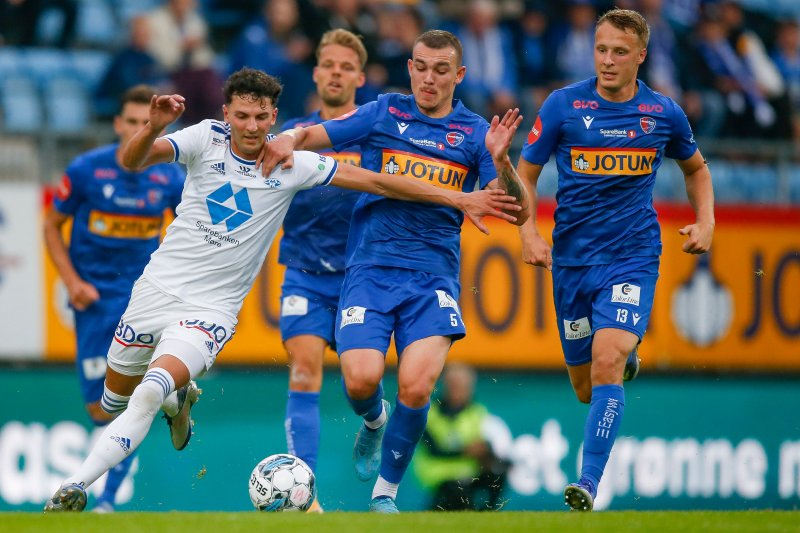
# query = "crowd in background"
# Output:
<box><xmin>1</xmin><ymin>0</ymin><xmax>800</xmax><ymax>139</ymax></box>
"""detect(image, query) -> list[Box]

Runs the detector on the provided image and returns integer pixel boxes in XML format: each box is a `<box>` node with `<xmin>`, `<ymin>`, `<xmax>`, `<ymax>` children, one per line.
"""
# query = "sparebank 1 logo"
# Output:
<box><xmin>206</xmin><ymin>182</ymin><xmax>252</xmax><ymax>231</ymax></box>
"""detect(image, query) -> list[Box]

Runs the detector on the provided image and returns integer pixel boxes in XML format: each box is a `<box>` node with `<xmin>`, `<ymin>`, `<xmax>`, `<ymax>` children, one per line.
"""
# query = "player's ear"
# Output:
<box><xmin>222</xmin><ymin>104</ymin><xmax>229</xmax><ymax>122</ymax></box>
<box><xmin>638</xmin><ymin>47</ymin><xmax>647</xmax><ymax>65</ymax></box>
<box><xmin>312</xmin><ymin>66</ymin><xmax>319</xmax><ymax>84</ymax></box>
<box><xmin>455</xmin><ymin>65</ymin><xmax>467</xmax><ymax>85</ymax></box>
<box><xmin>357</xmin><ymin>71</ymin><xmax>366</xmax><ymax>89</ymax></box>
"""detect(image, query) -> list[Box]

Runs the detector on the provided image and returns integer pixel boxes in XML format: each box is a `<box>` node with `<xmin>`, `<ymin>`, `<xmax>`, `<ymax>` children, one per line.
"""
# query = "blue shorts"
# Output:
<box><xmin>552</xmin><ymin>256</ymin><xmax>659</xmax><ymax>366</ymax></box>
<box><xmin>335</xmin><ymin>265</ymin><xmax>465</xmax><ymax>356</ymax></box>
<box><xmin>280</xmin><ymin>267</ymin><xmax>344</xmax><ymax>347</ymax></box>
<box><xmin>74</xmin><ymin>296</ymin><xmax>129</xmax><ymax>404</ymax></box>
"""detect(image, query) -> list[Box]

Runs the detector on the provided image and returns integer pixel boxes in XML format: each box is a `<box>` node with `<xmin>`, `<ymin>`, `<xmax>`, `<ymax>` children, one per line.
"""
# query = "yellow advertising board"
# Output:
<box><xmin>44</xmin><ymin>202</ymin><xmax>800</xmax><ymax>370</ymax></box>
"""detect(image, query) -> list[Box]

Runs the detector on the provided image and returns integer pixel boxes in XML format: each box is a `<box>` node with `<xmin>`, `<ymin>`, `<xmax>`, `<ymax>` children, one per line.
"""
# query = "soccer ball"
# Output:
<box><xmin>248</xmin><ymin>454</ymin><xmax>316</xmax><ymax>512</ymax></box>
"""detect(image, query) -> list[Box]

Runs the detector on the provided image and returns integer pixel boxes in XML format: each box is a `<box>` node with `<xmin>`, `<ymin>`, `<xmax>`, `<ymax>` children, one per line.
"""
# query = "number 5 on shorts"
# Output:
<box><xmin>450</xmin><ymin>314</ymin><xmax>458</xmax><ymax>327</ymax></box>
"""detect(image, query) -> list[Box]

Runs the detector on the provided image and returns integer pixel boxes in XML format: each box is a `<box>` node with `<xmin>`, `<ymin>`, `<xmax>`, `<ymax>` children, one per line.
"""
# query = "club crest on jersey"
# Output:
<box><xmin>263</xmin><ymin>178</ymin><xmax>281</xmax><ymax>188</ymax></box>
<box><xmin>446</xmin><ymin>131</ymin><xmax>464</xmax><ymax>147</ymax></box>
<box><xmin>640</xmin><ymin>116</ymin><xmax>656</xmax><ymax>134</ymax></box>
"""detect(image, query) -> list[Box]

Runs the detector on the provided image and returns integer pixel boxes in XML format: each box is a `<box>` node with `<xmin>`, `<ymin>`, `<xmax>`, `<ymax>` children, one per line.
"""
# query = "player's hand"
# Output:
<box><xmin>459</xmin><ymin>189</ymin><xmax>521</xmax><ymax>235</ymax></box>
<box><xmin>66</xmin><ymin>279</ymin><xmax>100</xmax><ymax>311</ymax></box>
<box><xmin>485</xmin><ymin>108</ymin><xmax>523</xmax><ymax>161</ymax></box>
<box><xmin>256</xmin><ymin>134</ymin><xmax>295</xmax><ymax>176</ymax></box>
<box><xmin>149</xmin><ymin>94</ymin><xmax>185</xmax><ymax>131</ymax></box>
<box><xmin>679</xmin><ymin>222</ymin><xmax>714</xmax><ymax>254</ymax></box>
<box><xmin>521</xmin><ymin>231</ymin><xmax>552</xmax><ymax>271</ymax></box>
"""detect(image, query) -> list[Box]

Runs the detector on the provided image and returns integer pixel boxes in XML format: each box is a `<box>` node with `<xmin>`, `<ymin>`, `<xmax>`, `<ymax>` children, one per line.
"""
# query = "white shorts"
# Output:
<box><xmin>107</xmin><ymin>277</ymin><xmax>237</xmax><ymax>376</ymax></box>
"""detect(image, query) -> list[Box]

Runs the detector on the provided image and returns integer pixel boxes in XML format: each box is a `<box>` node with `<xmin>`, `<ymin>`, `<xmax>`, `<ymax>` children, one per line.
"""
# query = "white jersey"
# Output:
<box><xmin>142</xmin><ymin>119</ymin><xmax>338</xmax><ymax>318</ymax></box>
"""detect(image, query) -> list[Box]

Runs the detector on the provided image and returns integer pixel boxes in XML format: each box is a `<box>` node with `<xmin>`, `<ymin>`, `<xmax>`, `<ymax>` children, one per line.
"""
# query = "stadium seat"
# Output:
<box><xmin>0</xmin><ymin>75</ymin><xmax>44</xmax><ymax>133</ymax></box>
<box><xmin>116</xmin><ymin>0</ymin><xmax>161</xmax><ymax>22</ymax></box>
<box><xmin>75</xmin><ymin>0</ymin><xmax>120</xmax><ymax>46</ymax></box>
<box><xmin>43</xmin><ymin>76</ymin><xmax>91</xmax><ymax>133</ymax></box>
<box><xmin>789</xmin><ymin>168</ymin><xmax>800</xmax><ymax>204</ymax></box>
<box><xmin>21</xmin><ymin>48</ymin><xmax>70</xmax><ymax>87</ymax></box>
<box><xmin>0</xmin><ymin>48</ymin><xmax>25</xmax><ymax>77</ymax></box>
<box><xmin>68</xmin><ymin>50</ymin><xmax>112</xmax><ymax>92</ymax></box>
<box><xmin>536</xmin><ymin>163</ymin><xmax>558</xmax><ymax>199</ymax></box>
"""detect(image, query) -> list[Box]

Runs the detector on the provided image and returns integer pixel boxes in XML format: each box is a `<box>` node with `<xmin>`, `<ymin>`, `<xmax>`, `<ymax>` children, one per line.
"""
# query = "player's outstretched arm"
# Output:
<box><xmin>516</xmin><ymin>159</ymin><xmax>552</xmax><ymax>271</ymax></box>
<box><xmin>120</xmin><ymin>94</ymin><xmax>185</xmax><ymax>171</ymax></box>
<box><xmin>330</xmin><ymin>163</ymin><xmax>521</xmax><ymax>235</ymax></box>
<box><xmin>485</xmin><ymin>108</ymin><xmax>529</xmax><ymax>226</ymax></box>
<box><xmin>256</xmin><ymin>124</ymin><xmax>332</xmax><ymax>176</ymax></box>
<box><xmin>676</xmin><ymin>150</ymin><xmax>715</xmax><ymax>254</ymax></box>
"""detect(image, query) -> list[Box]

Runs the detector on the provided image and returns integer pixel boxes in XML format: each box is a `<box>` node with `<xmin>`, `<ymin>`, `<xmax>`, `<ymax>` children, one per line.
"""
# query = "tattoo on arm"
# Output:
<box><xmin>498</xmin><ymin>161</ymin><xmax>525</xmax><ymax>204</ymax></box>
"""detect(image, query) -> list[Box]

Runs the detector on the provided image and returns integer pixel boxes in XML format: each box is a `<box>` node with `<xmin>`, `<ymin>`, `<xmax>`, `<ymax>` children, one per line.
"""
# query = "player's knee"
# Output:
<box><xmin>591</xmin><ymin>353</ymin><xmax>623</xmax><ymax>384</ymax></box>
<box><xmin>289</xmin><ymin>359</ymin><xmax>322</xmax><ymax>391</ymax></box>
<box><xmin>397</xmin><ymin>382</ymin><xmax>434</xmax><ymax>408</ymax></box>
<box><xmin>342</xmin><ymin>365</ymin><xmax>381</xmax><ymax>399</ymax></box>
<box><xmin>129</xmin><ymin>381</ymin><xmax>166</xmax><ymax>418</ymax></box>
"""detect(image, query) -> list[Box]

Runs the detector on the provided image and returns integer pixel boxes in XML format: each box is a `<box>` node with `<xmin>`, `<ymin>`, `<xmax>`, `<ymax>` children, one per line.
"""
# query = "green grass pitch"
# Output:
<box><xmin>2</xmin><ymin>511</ymin><xmax>798</xmax><ymax>533</ymax></box>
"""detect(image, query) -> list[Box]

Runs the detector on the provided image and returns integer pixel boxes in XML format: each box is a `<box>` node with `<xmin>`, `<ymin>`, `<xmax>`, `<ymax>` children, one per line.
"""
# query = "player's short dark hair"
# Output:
<box><xmin>597</xmin><ymin>8</ymin><xmax>650</xmax><ymax>48</ymax></box>
<box><xmin>120</xmin><ymin>84</ymin><xmax>157</xmax><ymax>108</ymax></box>
<box><xmin>317</xmin><ymin>29</ymin><xmax>367</xmax><ymax>70</ymax></box>
<box><xmin>223</xmin><ymin>68</ymin><xmax>283</xmax><ymax>106</ymax></box>
<box><xmin>413</xmin><ymin>30</ymin><xmax>463</xmax><ymax>66</ymax></box>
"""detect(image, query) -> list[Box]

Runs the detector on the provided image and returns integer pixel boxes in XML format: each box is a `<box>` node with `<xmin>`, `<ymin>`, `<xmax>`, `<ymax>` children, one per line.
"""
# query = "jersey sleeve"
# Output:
<box><xmin>287</xmin><ymin>150</ymin><xmax>339</xmax><ymax>190</ymax></box>
<box><xmin>161</xmin><ymin>120</ymin><xmax>212</xmax><ymax>166</ymax></box>
<box><xmin>52</xmin><ymin>157</ymin><xmax>88</xmax><ymax>215</ymax></box>
<box><xmin>322</xmin><ymin>100</ymin><xmax>379</xmax><ymax>151</ymax></box>
<box><xmin>664</xmin><ymin>99</ymin><xmax>698</xmax><ymax>161</ymax></box>
<box><xmin>520</xmin><ymin>90</ymin><xmax>562</xmax><ymax>165</ymax></box>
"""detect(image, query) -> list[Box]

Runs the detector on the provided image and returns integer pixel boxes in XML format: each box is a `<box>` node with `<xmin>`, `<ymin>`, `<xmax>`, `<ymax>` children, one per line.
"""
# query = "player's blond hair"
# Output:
<box><xmin>317</xmin><ymin>29</ymin><xmax>368</xmax><ymax>70</ymax></box>
<box><xmin>597</xmin><ymin>8</ymin><xmax>650</xmax><ymax>48</ymax></box>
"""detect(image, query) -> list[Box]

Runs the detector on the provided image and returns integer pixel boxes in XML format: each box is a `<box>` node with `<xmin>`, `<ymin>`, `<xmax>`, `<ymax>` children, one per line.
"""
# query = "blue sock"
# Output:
<box><xmin>581</xmin><ymin>384</ymin><xmax>625</xmax><ymax>489</ymax></box>
<box><xmin>379</xmin><ymin>398</ymin><xmax>429</xmax><ymax>484</ymax></box>
<box><xmin>285</xmin><ymin>391</ymin><xmax>321</xmax><ymax>472</ymax></box>
<box><xmin>99</xmin><ymin>450</ymin><xmax>136</xmax><ymax>505</ymax></box>
<box><xmin>343</xmin><ymin>380</ymin><xmax>384</xmax><ymax>422</ymax></box>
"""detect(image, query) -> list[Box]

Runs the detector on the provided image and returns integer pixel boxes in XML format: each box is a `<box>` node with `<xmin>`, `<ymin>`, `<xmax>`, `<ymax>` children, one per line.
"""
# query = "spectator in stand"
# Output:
<box><xmin>637</xmin><ymin>0</ymin><xmax>682</xmax><ymax>102</ymax></box>
<box><xmin>413</xmin><ymin>363</ymin><xmax>509</xmax><ymax>511</ymax></box>
<box><xmin>96</xmin><ymin>15</ymin><xmax>168</xmax><ymax>120</ymax></box>
<box><xmin>453</xmin><ymin>0</ymin><xmax>519</xmax><ymax>118</ymax></box>
<box><xmin>0</xmin><ymin>0</ymin><xmax>76</xmax><ymax>47</ymax></box>
<box><xmin>771</xmin><ymin>20</ymin><xmax>800</xmax><ymax>139</ymax></box>
<box><xmin>373</xmin><ymin>4</ymin><xmax>424</xmax><ymax>94</ymax></box>
<box><xmin>549</xmin><ymin>0</ymin><xmax>597</xmax><ymax>87</ymax></box>
<box><xmin>145</xmin><ymin>0</ymin><xmax>224</xmax><ymax>125</ymax></box>
<box><xmin>517</xmin><ymin>1</ymin><xmax>552</xmax><ymax>116</ymax></box>
<box><xmin>229</xmin><ymin>0</ymin><xmax>315</xmax><ymax>120</ymax></box>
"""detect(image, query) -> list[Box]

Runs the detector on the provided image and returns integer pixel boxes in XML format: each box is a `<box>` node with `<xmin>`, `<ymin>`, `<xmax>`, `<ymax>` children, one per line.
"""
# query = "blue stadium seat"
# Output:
<box><xmin>789</xmin><ymin>168</ymin><xmax>800</xmax><ymax>204</ymax></box>
<box><xmin>536</xmin><ymin>162</ymin><xmax>558</xmax><ymax>199</ymax></box>
<box><xmin>1</xmin><ymin>75</ymin><xmax>44</xmax><ymax>133</ymax></box>
<box><xmin>68</xmin><ymin>50</ymin><xmax>112</xmax><ymax>92</ymax></box>
<box><xmin>116</xmin><ymin>0</ymin><xmax>161</xmax><ymax>22</ymax></box>
<box><xmin>21</xmin><ymin>48</ymin><xmax>70</xmax><ymax>86</ymax></box>
<box><xmin>709</xmin><ymin>161</ymin><xmax>739</xmax><ymax>203</ymax></box>
<box><xmin>43</xmin><ymin>76</ymin><xmax>90</xmax><ymax>133</ymax></box>
<box><xmin>75</xmin><ymin>0</ymin><xmax>120</xmax><ymax>46</ymax></box>
<box><xmin>0</xmin><ymin>48</ymin><xmax>25</xmax><ymax>77</ymax></box>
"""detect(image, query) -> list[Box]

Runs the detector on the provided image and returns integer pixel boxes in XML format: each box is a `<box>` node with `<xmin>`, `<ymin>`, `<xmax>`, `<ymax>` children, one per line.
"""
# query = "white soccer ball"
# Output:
<box><xmin>248</xmin><ymin>454</ymin><xmax>316</xmax><ymax>512</ymax></box>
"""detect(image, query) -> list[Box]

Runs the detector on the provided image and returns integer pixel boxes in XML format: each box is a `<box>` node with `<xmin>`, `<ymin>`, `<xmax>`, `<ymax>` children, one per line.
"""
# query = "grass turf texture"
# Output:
<box><xmin>2</xmin><ymin>511</ymin><xmax>797</xmax><ymax>533</ymax></box>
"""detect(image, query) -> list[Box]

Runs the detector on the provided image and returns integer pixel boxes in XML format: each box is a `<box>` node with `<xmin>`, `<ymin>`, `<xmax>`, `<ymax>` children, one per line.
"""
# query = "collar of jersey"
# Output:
<box><xmin>228</xmin><ymin>144</ymin><xmax>256</xmax><ymax>166</ymax></box>
<box><xmin>589</xmin><ymin>77</ymin><xmax>645</xmax><ymax>108</ymax></box>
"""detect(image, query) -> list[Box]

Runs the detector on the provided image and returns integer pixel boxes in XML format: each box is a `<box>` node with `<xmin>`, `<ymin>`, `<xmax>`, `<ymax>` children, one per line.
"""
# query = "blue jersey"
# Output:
<box><xmin>278</xmin><ymin>110</ymin><xmax>362</xmax><ymax>272</ymax></box>
<box><xmin>323</xmin><ymin>93</ymin><xmax>497</xmax><ymax>278</ymax></box>
<box><xmin>53</xmin><ymin>144</ymin><xmax>185</xmax><ymax>298</ymax></box>
<box><xmin>521</xmin><ymin>78</ymin><xmax>697</xmax><ymax>266</ymax></box>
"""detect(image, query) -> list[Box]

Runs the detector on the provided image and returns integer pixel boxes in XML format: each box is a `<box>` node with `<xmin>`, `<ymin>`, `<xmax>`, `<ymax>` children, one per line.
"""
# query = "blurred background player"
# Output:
<box><xmin>413</xmin><ymin>363</ymin><xmax>509</xmax><ymax>511</ymax></box>
<box><xmin>258</xmin><ymin>29</ymin><xmax>529</xmax><ymax>513</ymax></box>
<box><xmin>515</xmin><ymin>8</ymin><xmax>714</xmax><ymax>511</ymax></box>
<box><xmin>277</xmin><ymin>28</ymin><xmax>367</xmax><ymax>514</ymax></box>
<box><xmin>43</xmin><ymin>67</ymin><xmax>521</xmax><ymax>513</ymax></box>
<box><xmin>42</xmin><ymin>85</ymin><xmax>185</xmax><ymax>512</ymax></box>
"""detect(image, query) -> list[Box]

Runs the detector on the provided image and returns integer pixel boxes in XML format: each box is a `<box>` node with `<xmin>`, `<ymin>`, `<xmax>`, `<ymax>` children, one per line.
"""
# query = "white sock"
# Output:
<box><xmin>64</xmin><ymin>370</ymin><xmax>170</xmax><ymax>489</ymax></box>
<box><xmin>372</xmin><ymin>475</ymin><xmax>399</xmax><ymax>500</ymax></box>
<box><xmin>364</xmin><ymin>403</ymin><xmax>387</xmax><ymax>430</ymax></box>
<box><xmin>161</xmin><ymin>391</ymin><xmax>180</xmax><ymax>417</ymax></box>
